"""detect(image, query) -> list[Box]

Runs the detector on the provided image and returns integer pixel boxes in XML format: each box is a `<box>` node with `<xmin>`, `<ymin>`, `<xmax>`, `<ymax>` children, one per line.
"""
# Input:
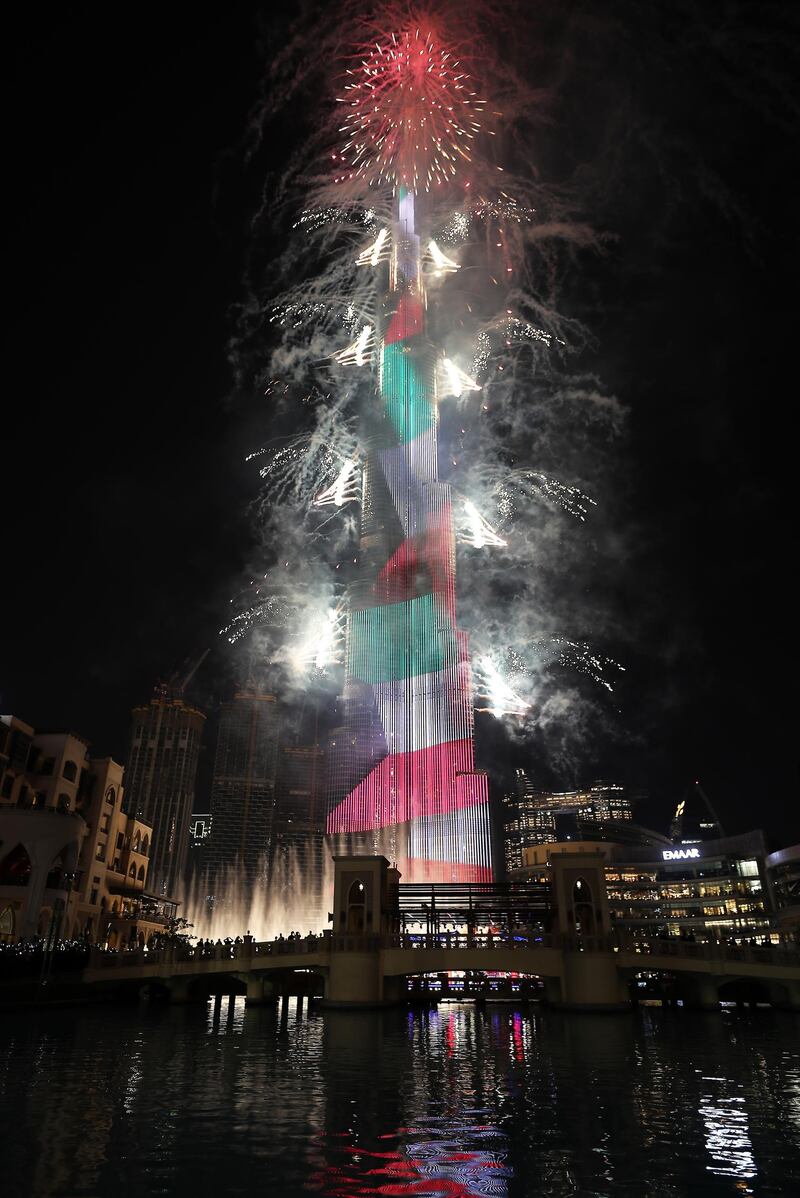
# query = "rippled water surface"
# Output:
<box><xmin>2</xmin><ymin>999</ymin><xmax>799</xmax><ymax>1197</ymax></box>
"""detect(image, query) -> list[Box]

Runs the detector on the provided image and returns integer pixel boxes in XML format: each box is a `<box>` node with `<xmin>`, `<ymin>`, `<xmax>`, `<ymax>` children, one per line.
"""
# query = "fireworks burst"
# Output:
<box><xmin>426</xmin><ymin>239</ymin><xmax>461</xmax><ymax>274</ymax></box>
<box><xmin>472</xmin><ymin>196</ymin><xmax>534</xmax><ymax>224</ymax></box>
<box><xmin>438</xmin><ymin>209</ymin><xmax>470</xmax><ymax>244</ymax></box>
<box><xmin>355</xmin><ymin>227</ymin><xmax>391</xmax><ymax>265</ymax></box>
<box><xmin>288</xmin><ymin>603</ymin><xmax>347</xmax><ymax>675</ymax></box>
<box><xmin>293</xmin><ymin>206</ymin><xmax>378</xmax><ymax>233</ymax></box>
<box><xmin>473</xmin><ymin>635</ymin><xmax>625</xmax><ymax>724</ymax></box>
<box><xmin>230</xmin><ymin>3</ymin><xmax>627</xmax><ymax>798</ymax></box>
<box><xmin>458</xmin><ymin>499</ymin><xmax>507</xmax><ymax>548</ymax></box>
<box><xmin>439</xmin><ymin>357</ymin><xmax>481</xmax><ymax>398</ymax></box>
<box><xmin>334</xmin><ymin>24</ymin><xmax>486</xmax><ymax>190</ymax></box>
<box><xmin>475</xmin><ymin>655</ymin><xmax>530</xmax><ymax>717</ymax></box>
<box><xmin>270</xmin><ymin>301</ymin><xmax>328</xmax><ymax>329</ymax></box>
<box><xmin>552</xmin><ymin>637</ymin><xmax>625</xmax><ymax>692</ymax></box>
<box><xmin>219</xmin><ymin>586</ymin><xmax>296</xmax><ymax>646</ymax></box>
<box><xmin>335</xmin><ymin>324</ymin><xmax>375</xmax><ymax>366</ymax></box>
<box><xmin>472</xmin><ymin>313</ymin><xmax>557</xmax><ymax>377</ymax></box>
<box><xmin>251</xmin><ymin>397</ymin><xmax>358</xmax><ymax>509</ymax></box>
<box><xmin>313</xmin><ymin>458</ymin><xmax>361</xmax><ymax>508</ymax></box>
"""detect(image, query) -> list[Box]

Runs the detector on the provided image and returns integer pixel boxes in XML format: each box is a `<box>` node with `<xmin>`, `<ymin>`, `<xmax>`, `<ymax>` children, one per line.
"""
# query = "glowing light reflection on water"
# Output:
<box><xmin>1</xmin><ymin>1004</ymin><xmax>798</xmax><ymax>1197</ymax></box>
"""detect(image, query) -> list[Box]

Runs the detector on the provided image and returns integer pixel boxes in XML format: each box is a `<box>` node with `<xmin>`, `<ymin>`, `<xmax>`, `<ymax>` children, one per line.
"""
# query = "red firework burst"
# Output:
<box><xmin>334</xmin><ymin>23</ymin><xmax>485</xmax><ymax>191</ymax></box>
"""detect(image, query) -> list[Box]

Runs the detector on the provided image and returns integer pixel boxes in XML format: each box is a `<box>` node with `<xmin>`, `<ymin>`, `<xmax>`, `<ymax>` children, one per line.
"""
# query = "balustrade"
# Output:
<box><xmin>80</xmin><ymin>930</ymin><xmax>799</xmax><ymax>970</ymax></box>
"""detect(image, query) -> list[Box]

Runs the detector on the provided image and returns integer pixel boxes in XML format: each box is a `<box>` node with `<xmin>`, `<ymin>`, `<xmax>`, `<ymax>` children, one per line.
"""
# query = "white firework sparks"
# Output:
<box><xmin>219</xmin><ymin>590</ymin><xmax>295</xmax><ymax>646</ymax></box>
<box><xmin>475</xmin><ymin>655</ymin><xmax>531</xmax><ymax>717</ymax></box>
<box><xmin>288</xmin><ymin>604</ymin><xmax>346</xmax><ymax>674</ymax></box>
<box><xmin>501</xmin><ymin>315</ymin><xmax>554</xmax><ymax>348</ymax></box>
<box><xmin>439</xmin><ymin>357</ymin><xmax>481</xmax><ymax>399</ymax></box>
<box><xmin>250</xmin><ymin>398</ymin><xmax>358</xmax><ymax>508</ymax></box>
<box><xmin>313</xmin><ymin>458</ymin><xmax>361</xmax><ymax>508</ymax></box>
<box><xmin>342</xmin><ymin>303</ymin><xmax>360</xmax><ymax>333</ymax></box>
<box><xmin>473</xmin><ymin>314</ymin><xmax>556</xmax><ymax>376</ymax></box>
<box><xmin>426</xmin><ymin>239</ymin><xmax>461</xmax><ymax>275</ymax></box>
<box><xmin>473</xmin><ymin>636</ymin><xmax>625</xmax><ymax>722</ymax></box>
<box><xmin>335</xmin><ymin>324</ymin><xmax>374</xmax><ymax>366</ymax></box>
<box><xmin>472</xmin><ymin>329</ymin><xmax>491</xmax><ymax>376</ymax></box>
<box><xmin>471</xmin><ymin>196</ymin><xmax>534</xmax><ymax>224</ymax></box>
<box><xmin>499</xmin><ymin>470</ymin><xmax>597</xmax><ymax>521</ymax></box>
<box><xmin>458</xmin><ymin>499</ymin><xmax>507</xmax><ymax>548</ymax></box>
<box><xmin>270</xmin><ymin>301</ymin><xmax>329</xmax><ymax>329</ymax></box>
<box><xmin>551</xmin><ymin>637</ymin><xmax>625</xmax><ymax>692</ymax></box>
<box><xmin>439</xmin><ymin>209</ymin><xmax>471</xmax><ymax>244</ymax></box>
<box><xmin>293</xmin><ymin>205</ymin><xmax>379</xmax><ymax>232</ymax></box>
<box><xmin>355</xmin><ymin>227</ymin><xmax>390</xmax><ymax>266</ymax></box>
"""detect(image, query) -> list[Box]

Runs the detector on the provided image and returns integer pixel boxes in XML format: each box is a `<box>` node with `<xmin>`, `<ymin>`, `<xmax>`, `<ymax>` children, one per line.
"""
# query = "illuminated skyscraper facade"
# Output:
<box><xmin>502</xmin><ymin>770</ymin><xmax>634</xmax><ymax>872</ymax></box>
<box><xmin>326</xmin><ymin>189</ymin><xmax>492</xmax><ymax>882</ymax></box>
<box><xmin>124</xmin><ymin>685</ymin><xmax>205</xmax><ymax>898</ymax></box>
<box><xmin>204</xmin><ymin>687</ymin><xmax>280</xmax><ymax>890</ymax></box>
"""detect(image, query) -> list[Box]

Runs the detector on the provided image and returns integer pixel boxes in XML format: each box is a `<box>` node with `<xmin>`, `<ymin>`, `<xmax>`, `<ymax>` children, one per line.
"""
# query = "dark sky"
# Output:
<box><xmin>4</xmin><ymin>3</ymin><xmax>797</xmax><ymax>847</ymax></box>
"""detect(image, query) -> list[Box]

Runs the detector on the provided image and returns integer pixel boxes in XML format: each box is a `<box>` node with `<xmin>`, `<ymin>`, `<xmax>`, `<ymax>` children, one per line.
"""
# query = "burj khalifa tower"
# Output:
<box><xmin>326</xmin><ymin>25</ymin><xmax>493</xmax><ymax>883</ymax></box>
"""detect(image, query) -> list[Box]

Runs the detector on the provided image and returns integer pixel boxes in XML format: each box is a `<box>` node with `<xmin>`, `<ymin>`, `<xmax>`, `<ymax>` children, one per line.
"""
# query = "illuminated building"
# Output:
<box><xmin>274</xmin><ymin>744</ymin><xmax>325</xmax><ymax>857</ymax></box>
<box><xmin>517</xmin><ymin>831</ymin><xmax>776</xmax><ymax>943</ymax></box>
<box><xmin>325</xmin><ymin>187</ymin><xmax>492</xmax><ymax>882</ymax></box>
<box><xmin>587</xmin><ymin>780</ymin><xmax>632</xmax><ymax>822</ymax></box>
<box><xmin>203</xmin><ymin>686</ymin><xmax>280</xmax><ymax>891</ymax></box>
<box><xmin>320</xmin><ymin>25</ymin><xmax>494</xmax><ymax>883</ymax></box>
<box><xmin>502</xmin><ymin>770</ymin><xmax>558</xmax><ymax>872</ymax></box>
<box><xmin>0</xmin><ymin>715</ymin><xmax>173</xmax><ymax>945</ymax></box>
<box><xmin>185</xmin><ymin>811</ymin><xmax>212</xmax><ymax>883</ymax></box>
<box><xmin>123</xmin><ymin>684</ymin><xmax>205</xmax><ymax>898</ymax></box>
<box><xmin>502</xmin><ymin>769</ymin><xmax>634</xmax><ymax>871</ymax></box>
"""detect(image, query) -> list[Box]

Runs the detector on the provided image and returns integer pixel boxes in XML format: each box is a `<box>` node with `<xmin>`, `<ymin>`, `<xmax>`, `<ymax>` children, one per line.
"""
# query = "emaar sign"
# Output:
<box><xmin>662</xmin><ymin>847</ymin><xmax>701</xmax><ymax>861</ymax></box>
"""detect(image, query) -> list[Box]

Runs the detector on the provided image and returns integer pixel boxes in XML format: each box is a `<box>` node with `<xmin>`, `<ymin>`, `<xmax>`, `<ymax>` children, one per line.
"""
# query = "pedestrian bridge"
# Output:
<box><xmin>81</xmin><ymin>929</ymin><xmax>800</xmax><ymax>1011</ymax></box>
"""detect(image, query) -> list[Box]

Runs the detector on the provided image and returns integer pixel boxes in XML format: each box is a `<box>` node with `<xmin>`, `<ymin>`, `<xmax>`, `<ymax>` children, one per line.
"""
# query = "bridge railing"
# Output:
<box><xmin>83</xmin><ymin>934</ymin><xmax>331</xmax><ymax>970</ymax></box>
<box><xmin>613</xmin><ymin>935</ymin><xmax>800</xmax><ymax>968</ymax></box>
<box><xmin>328</xmin><ymin>931</ymin><xmax>799</xmax><ymax>965</ymax></box>
<box><xmin>328</xmin><ymin>932</ymin><xmax>581</xmax><ymax>953</ymax></box>
<box><xmin>82</xmin><ymin>931</ymin><xmax>799</xmax><ymax>971</ymax></box>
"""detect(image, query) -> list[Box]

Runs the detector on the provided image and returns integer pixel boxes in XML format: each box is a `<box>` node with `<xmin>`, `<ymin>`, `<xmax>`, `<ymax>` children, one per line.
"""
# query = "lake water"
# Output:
<box><xmin>2</xmin><ymin>999</ymin><xmax>799</xmax><ymax>1197</ymax></box>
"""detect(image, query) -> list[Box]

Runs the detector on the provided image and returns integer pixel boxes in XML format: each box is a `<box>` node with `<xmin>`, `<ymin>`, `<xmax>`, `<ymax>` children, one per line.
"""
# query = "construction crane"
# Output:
<box><xmin>166</xmin><ymin>647</ymin><xmax>210</xmax><ymax>696</ymax></box>
<box><xmin>693</xmin><ymin>780</ymin><xmax>726</xmax><ymax>839</ymax></box>
<box><xmin>669</xmin><ymin>779</ymin><xmax>725</xmax><ymax>843</ymax></box>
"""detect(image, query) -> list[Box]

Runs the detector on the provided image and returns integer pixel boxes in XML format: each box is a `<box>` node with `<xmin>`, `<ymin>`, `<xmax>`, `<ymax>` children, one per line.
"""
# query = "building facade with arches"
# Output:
<box><xmin>0</xmin><ymin>715</ymin><xmax>171</xmax><ymax>946</ymax></box>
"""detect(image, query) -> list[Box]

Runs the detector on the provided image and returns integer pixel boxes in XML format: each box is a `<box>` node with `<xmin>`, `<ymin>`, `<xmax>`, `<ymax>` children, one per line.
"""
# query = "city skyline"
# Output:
<box><xmin>2</xmin><ymin>3</ymin><xmax>796</xmax><ymax>851</ymax></box>
<box><xmin>2</xmin><ymin>9</ymin><xmax>798</xmax><ymax>1197</ymax></box>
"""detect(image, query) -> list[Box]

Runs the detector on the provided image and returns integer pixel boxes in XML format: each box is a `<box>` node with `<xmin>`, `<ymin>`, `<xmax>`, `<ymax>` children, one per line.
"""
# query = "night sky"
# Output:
<box><xmin>4</xmin><ymin>3</ymin><xmax>797</xmax><ymax>847</ymax></box>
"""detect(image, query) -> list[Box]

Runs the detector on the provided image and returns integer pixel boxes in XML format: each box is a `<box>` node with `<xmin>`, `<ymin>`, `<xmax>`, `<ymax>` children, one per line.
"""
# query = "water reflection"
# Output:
<box><xmin>311</xmin><ymin>1119</ymin><xmax>510</xmax><ymax>1196</ymax></box>
<box><xmin>0</xmin><ymin>1002</ymin><xmax>798</xmax><ymax>1197</ymax></box>
<box><xmin>316</xmin><ymin>1007</ymin><xmax>511</xmax><ymax>1196</ymax></box>
<box><xmin>699</xmin><ymin>1089</ymin><xmax>756</xmax><ymax>1185</ymax></box>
